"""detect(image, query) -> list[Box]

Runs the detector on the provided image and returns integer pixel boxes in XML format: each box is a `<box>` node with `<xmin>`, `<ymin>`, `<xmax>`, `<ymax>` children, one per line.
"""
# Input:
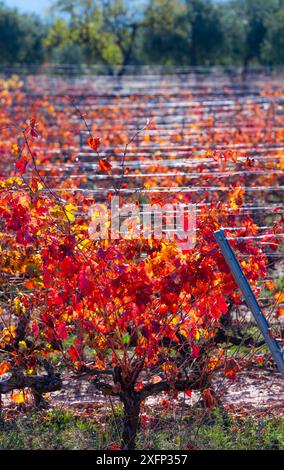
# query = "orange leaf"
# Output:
<box><xmin>224</xmin><ymin>149</ymin><xmax>237</xmax><ymax>163</ymax></box>
<box><xmin>99</xmin><ymin>159</ymin><xmax>112</xmax><ymax>172</ymax></box>
<box><xmin>152</xmin><ymin>375</ymin><xmax>162</xmax><ymax>384</ymax></box>
<box><xmin>0</xmin><ymin>361</ymin><xmax>11</xmax><ymax>375</ymax></box>
<box><xmin>30</xmin><ymin>177</ymin><xmax>42</xmax><ymax>193</ymax></box>
<box><xmin>277</xmin><ymin>307</ymin><xmax>284</xmax><ymax>317</ymax></box>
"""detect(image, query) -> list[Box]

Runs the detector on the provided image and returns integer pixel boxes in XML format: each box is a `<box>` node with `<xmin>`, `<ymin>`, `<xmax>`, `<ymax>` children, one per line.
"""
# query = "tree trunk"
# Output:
<box><xmin>121</xmin><ymin>393</ymin><xmax>141</xmax><ymax>450</ymax></box>
<box><xmin>32</xmin><ymin>389</ymin><xmax>48</xmax><ymax>409</ymax></box>
<box><xmin>0</xmin><ymin>372</ymin><xmax>62</xmax><ymax>394</ymax></box>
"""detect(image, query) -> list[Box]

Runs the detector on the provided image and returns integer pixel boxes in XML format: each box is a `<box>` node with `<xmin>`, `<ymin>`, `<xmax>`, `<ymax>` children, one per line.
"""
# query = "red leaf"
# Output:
<box><xmin>110</xmin><ymin>443</ymin><xmax>121</xmax><ymax>450</ymax></box>
<box><xmin>224</xmin><ymin>358</ymin><xmax>240</xmax><ymax>381</ymax></box>
<box><xmin>191</xmin><ymin>344</ymin><xmax>199</xmax><ymax>359</ymax></box>
<box><xmin>31</xmin><ymin>321</ymin><xmax>39</xmax><ymax>338</ymax></box>
<box><xmin>216</xmin><ymin>296</ymin><xmax>228</xmax><ymax>316</ymax></box>
<box><xmin>67</xmin><ymin>345</ymin><xmax>80</xmax><ymax>361</ymax></box>
<box><xmin>87</xmin><ymin>136</ymin><xmax>101</xmax><ymax>151</ymax></box>
<box><xmin>24</xmin><ymin>119</ymin><xmax>39</xmax><ymax>138</ymax></box>
<box><xmin>78</xmin><ymin>267</ymin><xmax>92</xmax><ymax>294</ymax></box>
<box><xmin>30</xmin><ymin>119</ymin><xmax>39</xmax><ymax>138</ymax></box>
<box><xmin>56</xmin><ymin>321</ymin><xmax>68</xmax><ymax>340</ymax></box>
<box><xmin>16</xmin><ymin>157</ymin><xmax>28</xmax><ymax>174</ymax></box>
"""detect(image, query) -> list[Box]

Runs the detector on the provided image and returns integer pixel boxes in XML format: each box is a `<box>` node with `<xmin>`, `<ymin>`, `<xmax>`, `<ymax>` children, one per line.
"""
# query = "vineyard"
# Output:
<box><xmin>0</xmin><ymin>67</ymin><xmax>283</xmax><ymax>450</ymax></box>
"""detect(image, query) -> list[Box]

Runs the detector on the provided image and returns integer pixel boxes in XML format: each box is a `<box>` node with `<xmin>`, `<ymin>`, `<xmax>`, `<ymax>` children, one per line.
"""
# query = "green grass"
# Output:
<box><xmin>0</xmin><ymin>409</ymin><xmax>102</xmax><ymax>450</ymax></box>
<box><xmin>0</xmin><ymin>406</ymin><xmax>283</xmax><ymax>450</ymax></box>
<box><xmin>136</xmin><ymin>407</ymin><xmax>284</xmax><ymax>450</ymax></box>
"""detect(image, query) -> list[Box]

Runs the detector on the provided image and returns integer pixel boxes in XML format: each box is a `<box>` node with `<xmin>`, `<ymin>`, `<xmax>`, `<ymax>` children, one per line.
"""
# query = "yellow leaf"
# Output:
<box><xmin>14</xmin><ymin>297</ymin><xmax>25</xmax><ymax>314</ymax></box>
<box><xmin>65</xmin><ymin>203</ymin><xmax>77</xmax><ymax>223</ymax></box>
<box><xmin>1</xmin><ymin>325</ymin><xmax>17</xmax><ymax>348</ymax></box>
<box><xmin>18</xmin><ymin>340</ymin><xmax>27</xmax><ymax>351</ymax></box>
<box><xmin>11</xmin><ymin>390</ymin><xmax>27</xmax><ymax>404</ymax></box>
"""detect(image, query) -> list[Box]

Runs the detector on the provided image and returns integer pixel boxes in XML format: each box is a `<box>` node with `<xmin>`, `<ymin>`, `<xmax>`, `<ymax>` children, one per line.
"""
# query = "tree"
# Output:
<box><xmin>0</xmin><ymin>3</ymin><xmax>46</xmax><ymax>66</ymax></box>
<box><xmin>184</xmin><ymin>0</ymin><xmax>225</xmax><ymax>66</ymax></box>
<box><xmin>142</xmin><ymin>0</ymin><xmax>188</xmax><ymax>66</ymax></box>
<box><xmin>0</xmin><ymin>114</ymin><xmax>269</xmax><ymax>449</ymax></box>
<box><xmin>3</xmin><ymin>0</ymin><xmax>284</xmax><ymax>68</ymax></box>
<box><xmin>227</xmin><ymin>0</ymin><xmax>280</xmax><ymax>66</ymax></box>
<box><xmin>46</xmin><ymin>0</ymin><xmax>144</xmax><ymax>70</ymax></box>
<box><xmin>217</xmin><ymin>2</ymin><xmax>246</xmax><ymax>65</ymax></box>
<box><xmin>261</xmin><ymin>2</ymin><xmax>284</xmax><ymax>64</ymax></box>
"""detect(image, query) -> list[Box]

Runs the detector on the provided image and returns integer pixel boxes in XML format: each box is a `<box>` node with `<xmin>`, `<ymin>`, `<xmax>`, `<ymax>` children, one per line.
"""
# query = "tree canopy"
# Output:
<box><xmin>1</xmin><ymin>0</ymin><xmax>284</xmax><ymax>67</ymax></box>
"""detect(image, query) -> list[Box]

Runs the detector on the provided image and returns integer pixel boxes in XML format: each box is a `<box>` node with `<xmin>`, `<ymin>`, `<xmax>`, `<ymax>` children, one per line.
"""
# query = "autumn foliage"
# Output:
<box><xmin>0</xmin><ymin>73</ymin><xmax>283</xmax><ymax>448</ymax></box>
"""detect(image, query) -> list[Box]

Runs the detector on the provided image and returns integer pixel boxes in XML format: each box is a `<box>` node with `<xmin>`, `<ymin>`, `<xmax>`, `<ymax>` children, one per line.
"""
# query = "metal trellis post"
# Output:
<box><xmin>214</xmin><ymin>229</ymin><xmax>284</xmax><ymax>377</ymax></box>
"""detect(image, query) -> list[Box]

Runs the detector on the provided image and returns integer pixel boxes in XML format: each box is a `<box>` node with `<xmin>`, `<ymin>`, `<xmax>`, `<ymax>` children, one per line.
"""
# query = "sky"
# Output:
<box><xmin>4</xmin><ymin>0</ymin><xmax>52</xmax><ymax>16</ymax></box>
<box><xmin>3</xmin><ymin>0</ymin><xmax>226</xmax><ymax>16</ymax></box>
